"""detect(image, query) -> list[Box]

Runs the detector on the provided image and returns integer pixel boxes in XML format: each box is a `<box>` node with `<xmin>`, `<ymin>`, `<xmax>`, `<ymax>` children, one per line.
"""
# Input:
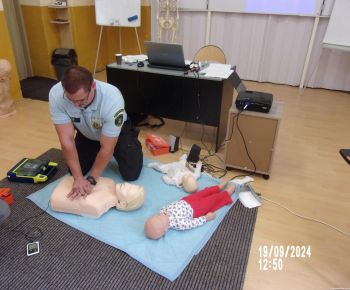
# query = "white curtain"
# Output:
<box><xmin>151</xmin><ymin>1</ymin><xmax>350</xmax><ymax>91</ymax></box>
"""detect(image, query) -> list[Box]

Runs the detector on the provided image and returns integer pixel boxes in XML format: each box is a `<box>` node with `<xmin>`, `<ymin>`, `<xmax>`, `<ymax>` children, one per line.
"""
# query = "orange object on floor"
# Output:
<box><xmin>0</xmin><ymin>188</ymin><xmax>14</xmax><ymax>205</ymax></box>
<box><xmin>145</xmin><ymin>134</ymin><xmax>170</xmax><ymax>156</ymax></box>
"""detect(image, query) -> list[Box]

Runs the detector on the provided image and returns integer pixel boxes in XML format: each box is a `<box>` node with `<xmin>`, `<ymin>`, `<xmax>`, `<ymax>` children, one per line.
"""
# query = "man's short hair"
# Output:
<box><xmin>61</xmin><ymin>66</ymin><xmax>93</xmax><ymax>94</ymax></box>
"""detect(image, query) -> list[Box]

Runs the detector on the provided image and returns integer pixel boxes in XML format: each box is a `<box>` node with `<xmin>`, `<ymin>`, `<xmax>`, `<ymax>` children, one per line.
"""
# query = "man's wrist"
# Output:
<box><xmin>86</xmin><ymin>175</ymin><xmax>97</xmax><ymax>185</ymax></box>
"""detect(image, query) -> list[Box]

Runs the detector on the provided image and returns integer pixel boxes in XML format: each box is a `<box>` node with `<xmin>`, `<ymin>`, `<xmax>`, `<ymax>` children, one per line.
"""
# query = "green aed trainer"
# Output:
<box><xmin>7</xmin><ymin>158</ymin><xmax>58</xmax><ymax>183</ymax></box>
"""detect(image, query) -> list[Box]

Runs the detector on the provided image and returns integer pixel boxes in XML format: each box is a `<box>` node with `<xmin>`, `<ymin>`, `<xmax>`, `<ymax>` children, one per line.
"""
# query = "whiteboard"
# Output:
<box><xmin>95</xmin><ymin>0</ymin><xmax>140</xmax><ymax>27</ymax></box>
<box><xmin>209</xmin><ymin>0</ymin><xmax>324</xmax><ymax>16</ymax></box>
<box><xmin>323</xmin><ymin>0</ymin><xmax>350</xmax><ymax>51</ymax></box>
<box><xmin>178</xmin><ymin>0</ymin><xmax>207</xmax><ymax>10</ymax></box>
<box><xmin>209</xmin><ymin>0</ymin><xmax>244</xmax><ymax>13</ymax></box>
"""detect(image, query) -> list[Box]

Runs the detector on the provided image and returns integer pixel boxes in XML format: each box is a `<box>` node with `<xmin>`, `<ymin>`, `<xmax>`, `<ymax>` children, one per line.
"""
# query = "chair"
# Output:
<box><xmin>193</xmin><ymin>45</ymin><xmax>226</xmax><ymax>64</ymax></box>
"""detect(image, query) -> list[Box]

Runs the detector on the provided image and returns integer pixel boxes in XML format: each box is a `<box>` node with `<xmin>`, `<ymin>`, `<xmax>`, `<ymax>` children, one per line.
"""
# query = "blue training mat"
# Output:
<box><xmin>27</xmin><ymin>158</ymin><xmax>239</xmax><ymax>281</ymax></box>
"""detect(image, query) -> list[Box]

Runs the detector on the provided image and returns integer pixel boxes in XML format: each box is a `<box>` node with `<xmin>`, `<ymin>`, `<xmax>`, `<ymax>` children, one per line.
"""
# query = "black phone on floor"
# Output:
<box><xmin>27</xmin><ymin>241</ymin><xmax>40</xmax><ymax>256</ymax></box>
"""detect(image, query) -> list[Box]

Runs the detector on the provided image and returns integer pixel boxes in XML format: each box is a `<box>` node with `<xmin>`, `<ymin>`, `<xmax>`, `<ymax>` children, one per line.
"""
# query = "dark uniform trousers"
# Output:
<box><xmin>75</xmin><ymin>119</ymin><xmax>143</xmax><ymax>181</ymax></box>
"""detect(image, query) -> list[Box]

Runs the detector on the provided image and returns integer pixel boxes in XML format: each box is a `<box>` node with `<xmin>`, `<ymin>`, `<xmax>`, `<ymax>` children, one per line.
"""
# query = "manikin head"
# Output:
<box><xmin>115</xmin><ymin>183</ymin><xmax>145</xmax><ymax>211</ymax></box>
<box><xmin>0</xmin><ymin>59</ymin><xmax>12</xmax><ymax>81</ymax></box>
<box><xmin>144</xmin><ymin>213</ymin><xmax>169</xmax><ymax>239</ymax></box>
<box><xmin>182</xmin><ymin>174</ymin><xmax>198</xmax><ymax>193</ymax></box>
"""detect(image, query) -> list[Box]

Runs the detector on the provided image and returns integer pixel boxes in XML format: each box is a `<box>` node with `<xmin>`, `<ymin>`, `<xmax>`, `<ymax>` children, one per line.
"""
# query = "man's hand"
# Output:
<box><xmin>67</xmin><ymin>177</ymin><xmax>93</xmax><ymax>199</ymax></box>
<box><xmin>205</xmin><ymin>212</ymin><xmax>216</xmax><ymax>221</ymax></box>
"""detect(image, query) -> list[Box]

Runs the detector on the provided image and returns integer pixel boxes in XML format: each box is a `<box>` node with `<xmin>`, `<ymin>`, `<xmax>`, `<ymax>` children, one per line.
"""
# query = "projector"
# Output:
<box><xmin>235</xmin><ymin>90</ymin><xmax>273</xmax><ymax>113</ymax></box>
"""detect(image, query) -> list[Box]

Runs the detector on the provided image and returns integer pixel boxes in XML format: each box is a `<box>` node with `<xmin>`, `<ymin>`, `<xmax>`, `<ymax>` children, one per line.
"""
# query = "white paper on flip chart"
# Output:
<box><xmin>200</xmin><ymin>63</ymin><xmax>233</xmax><ymax>79</ymax></box>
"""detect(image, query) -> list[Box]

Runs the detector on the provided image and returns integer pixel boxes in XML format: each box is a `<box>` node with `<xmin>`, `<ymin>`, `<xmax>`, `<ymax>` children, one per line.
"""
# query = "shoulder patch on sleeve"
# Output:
<box><xmin>114</xmin><ymin>109</ymin><xmax>125</xmax><ymax>127</ymax></box>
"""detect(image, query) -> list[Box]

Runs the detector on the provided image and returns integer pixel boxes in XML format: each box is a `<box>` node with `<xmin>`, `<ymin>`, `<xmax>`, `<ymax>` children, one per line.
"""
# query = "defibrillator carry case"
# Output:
<box><xmin>7</xmin><ymin>158</ymin><xmax>58</xmax><ymax>183</ymax></box>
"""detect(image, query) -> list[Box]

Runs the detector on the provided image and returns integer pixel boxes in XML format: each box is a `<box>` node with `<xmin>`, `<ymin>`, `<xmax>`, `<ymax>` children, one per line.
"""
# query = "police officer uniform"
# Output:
<box><xmin>49</xmin><ymin>80</ymin><xmax>142</xmax><ymax>181</ymax></box>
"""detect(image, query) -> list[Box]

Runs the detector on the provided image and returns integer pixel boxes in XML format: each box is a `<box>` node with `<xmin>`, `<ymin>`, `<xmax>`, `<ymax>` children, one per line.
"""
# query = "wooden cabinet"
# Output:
<box><xmin>224</xmin><ymin>101</ymin><xmax>283</xmax><ymax>179</ymax></box>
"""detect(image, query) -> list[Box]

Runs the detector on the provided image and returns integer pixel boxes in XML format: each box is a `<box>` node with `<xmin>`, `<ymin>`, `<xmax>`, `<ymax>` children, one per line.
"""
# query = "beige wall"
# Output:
<box><xmin>21</xmin><ymin>5</ymin><xmax>59</xmax><ymax>78</ymax></box>
<box><xmin>0</xmin><ymin>0</ymin><xmax>22</xmax><ymax>99</ymax></box>
<box><xmin>20</xmin><ymin>0</ymin><xmax>151</xmax><ymax>77</ymax></box>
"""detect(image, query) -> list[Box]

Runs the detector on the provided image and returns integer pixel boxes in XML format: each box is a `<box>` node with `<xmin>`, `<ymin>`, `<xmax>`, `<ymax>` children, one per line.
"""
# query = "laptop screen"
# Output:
<box><xmin>145</xmin><ymin>41</ymin><xmax>187</xmax><ymax>70</ymax></box>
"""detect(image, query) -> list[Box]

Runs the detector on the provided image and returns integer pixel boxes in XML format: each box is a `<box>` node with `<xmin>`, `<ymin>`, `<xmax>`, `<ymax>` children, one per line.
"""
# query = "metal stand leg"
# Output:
<box><xmin>134</xmin><ymin>27</ymin><xmax>142</xmax><ymax>54</ymax></box>
<box><xmin>93</xmin><ymin>26</ymin><xmax>103</xmax><ymax>77</ymax></box>
<box><xmin>119</xmin><ymin>27</ymin><xmax>122</xmax><ymax>53</ymax></box>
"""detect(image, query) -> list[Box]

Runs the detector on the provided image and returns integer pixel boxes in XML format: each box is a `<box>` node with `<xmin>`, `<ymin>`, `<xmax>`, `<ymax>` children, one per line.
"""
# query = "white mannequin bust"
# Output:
<box><xmin>50</xmin><ymin>176</ymin><xmax>145</xmax><ymax>218</ymax></box>
<box><xmin>0</xmin><ymin>59</ymin><xmax>16</xmax><ymax>118</ymax></box>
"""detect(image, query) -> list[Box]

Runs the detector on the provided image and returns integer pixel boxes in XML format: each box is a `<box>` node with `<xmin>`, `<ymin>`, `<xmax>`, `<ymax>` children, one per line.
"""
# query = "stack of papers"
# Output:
<box><xmin>123</xmin><ymin>54</ymin><xmax>148</xmax><ymax>64</ymax></box>
<box><xmin>199</xmin><ymin>63</ymin><xmax>233</xmax><ymax>79</ymax></box>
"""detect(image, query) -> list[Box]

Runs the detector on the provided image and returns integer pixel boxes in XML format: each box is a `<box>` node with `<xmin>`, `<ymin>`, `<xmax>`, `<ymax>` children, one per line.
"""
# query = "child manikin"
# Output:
<box><xmin>144</xmin><ymin>181</ymin><xmax>236</xmax><ymax>239</ymax></box>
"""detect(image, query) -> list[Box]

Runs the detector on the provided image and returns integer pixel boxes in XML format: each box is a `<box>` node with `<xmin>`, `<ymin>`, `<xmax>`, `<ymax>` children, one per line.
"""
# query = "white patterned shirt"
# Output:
<box><xmin>160</xmin><ymin>200</ymin><xmax>207</xmax><ymax>230</ymax></box>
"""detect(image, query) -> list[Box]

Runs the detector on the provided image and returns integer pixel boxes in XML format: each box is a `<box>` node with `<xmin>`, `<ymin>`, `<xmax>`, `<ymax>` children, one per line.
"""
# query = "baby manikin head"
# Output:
<box><xmin>182</xmin><ymin>174</ymin><xmax>198</xmax><ymax>193</ymax></box>
<box><xmin>144</xmin><ymin>213</ymin><xmax>169</xmax><ymax>239</ymax></box>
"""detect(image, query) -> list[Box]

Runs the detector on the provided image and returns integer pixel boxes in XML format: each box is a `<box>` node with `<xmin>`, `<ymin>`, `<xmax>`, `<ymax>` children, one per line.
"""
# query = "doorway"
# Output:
<box><xmin>2</xmin><ymin>0</ymin><xmax>32</xmax><ymax>80</ymax></box>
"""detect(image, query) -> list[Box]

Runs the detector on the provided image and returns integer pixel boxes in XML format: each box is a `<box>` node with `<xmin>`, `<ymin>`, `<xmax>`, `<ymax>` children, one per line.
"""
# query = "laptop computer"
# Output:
<box><xmin>145</xmin><ymin>41</ymin><xmax>189</xmax><ymax>71</ymax></box>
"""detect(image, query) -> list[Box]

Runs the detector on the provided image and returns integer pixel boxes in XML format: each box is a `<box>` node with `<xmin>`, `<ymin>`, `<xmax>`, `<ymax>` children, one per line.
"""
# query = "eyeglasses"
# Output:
<box><xmin>63</xmin><ymin>89</ymin><xmax>91</xmax><ymax>107</ymax></box>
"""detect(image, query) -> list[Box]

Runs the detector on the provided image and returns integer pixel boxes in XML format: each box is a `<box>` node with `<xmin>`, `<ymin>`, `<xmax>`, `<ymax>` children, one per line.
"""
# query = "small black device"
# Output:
<box><xmin>86</xmin><ymin>175</ymin><xmax>97</xmax><ymax>185</ymax></box>
<box><xmin>189</xmin><ymin>62</ymin><xmax>200</xmax><ymax>72</ymax></box>
<box><xmin>235</xmin><ymin>90</ymin><xmax>273</xmax><ymax>113</ymax></box>
<box><xmin>27</xmin><ymin>241</ymin><xmax>40</xmax><ymax>256</ymax></box>
<box><xmin>137</xmin><ymin>61</ymin><xmax>144</xmax><ymax>67</ymax></box>
<box><xmin>187</xmin><ymin>144</ymin><xmax>201</xmax><ymax>163</ymax></box>
<box><xmin>339</xmin><ymin>149</ymin><xmax>350</xmax><ymax>165</ymax></box>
